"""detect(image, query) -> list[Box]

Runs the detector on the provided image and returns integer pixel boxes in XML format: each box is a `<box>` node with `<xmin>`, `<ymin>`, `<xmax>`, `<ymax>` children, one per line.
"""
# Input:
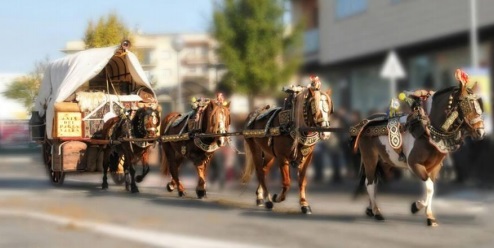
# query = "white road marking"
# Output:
<box><xmin>0</xmin><ymin>156</ymin><xmax>34</xmax><ymax>163</ymax></box>
<box><xmin>0</xmin><ymin>209</ymin><xmax>265</xmax><ymax>248</ymax></box>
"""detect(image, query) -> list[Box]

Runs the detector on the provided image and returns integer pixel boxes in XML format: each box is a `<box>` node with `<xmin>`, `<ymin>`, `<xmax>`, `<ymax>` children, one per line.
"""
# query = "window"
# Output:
<box><xmin>334</xmin><ymin>0</ymin><xmax>368</xmax><ymax>19</ymax></box>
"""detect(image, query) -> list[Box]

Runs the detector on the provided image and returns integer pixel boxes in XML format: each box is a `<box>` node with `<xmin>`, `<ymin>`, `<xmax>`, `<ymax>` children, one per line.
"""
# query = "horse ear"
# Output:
<box><xmin>326</xmin><ymin>89</ymin><xmax>332</xmax><ymax>96</ymax></box>
<box><xmin>467</xmin><ymin>81</ymin><xmax>478</xmax><ymax>91</ymax></box>
<box><xmin>455</xmin><ymin>69</ymin><xmax>469</xmax><ymax>94</ymax></box>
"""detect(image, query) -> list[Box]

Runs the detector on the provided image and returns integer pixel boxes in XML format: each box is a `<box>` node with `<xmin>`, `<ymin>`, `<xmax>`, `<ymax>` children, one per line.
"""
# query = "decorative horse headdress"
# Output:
<box><xmin>309</xmin><ymin>75</ymin><xmax>321</xmax><ymax>90</ymax></box>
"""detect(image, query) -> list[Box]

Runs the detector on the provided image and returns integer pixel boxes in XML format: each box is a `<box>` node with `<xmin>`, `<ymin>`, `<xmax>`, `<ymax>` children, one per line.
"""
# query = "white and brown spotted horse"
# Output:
<box><xmin>352</xmin><ymin>69</ymin><xmax>485</xmax><ymax>226</ymax></box>
<box><xmin>241</xmin><ymin>84</ymin><xmax>333</xmax><ymax>214</ymax></box>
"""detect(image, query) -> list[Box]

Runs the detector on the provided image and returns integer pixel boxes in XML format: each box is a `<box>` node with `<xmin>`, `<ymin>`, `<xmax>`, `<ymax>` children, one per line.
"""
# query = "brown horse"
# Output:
<box><xmin>353</xmin><ymin>70</ymin><xmax>485</xmax><ymax>226</ymax></box>
<box><xmin>241</xmin><ymin>85</ymin><xmax>333</xmax><ymax>214</ymax></box>
<box><xmin>100</xmin><ymin>106</ymin><xmax>161</xmax><ymax>193</ymax></box>
<box><xmin>160</xmin><ymin>94</ymin><xmax>231</xmax><ymax>199</ymax></box>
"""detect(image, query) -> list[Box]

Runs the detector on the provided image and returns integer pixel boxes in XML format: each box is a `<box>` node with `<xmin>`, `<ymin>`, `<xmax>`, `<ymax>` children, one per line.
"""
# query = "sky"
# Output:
<box><xmin>0</xmin><ymin>0</ymin><xmax>214</xmax><ymax>74</ymax></box>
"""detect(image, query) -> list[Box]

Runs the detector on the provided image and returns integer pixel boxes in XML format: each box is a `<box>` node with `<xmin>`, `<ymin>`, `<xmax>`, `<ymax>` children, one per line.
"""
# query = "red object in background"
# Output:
<box><xmin>0</xmin><ymin>120</ymin><xmax>31</xmax><ymax>148</ymax></box>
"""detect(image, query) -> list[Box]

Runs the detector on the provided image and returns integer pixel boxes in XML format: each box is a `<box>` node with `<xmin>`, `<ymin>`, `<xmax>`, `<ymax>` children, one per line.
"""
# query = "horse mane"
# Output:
<box><xmin>432</xmin><ymin>86</ymin><xmax>457</xmax><ymax>101</ymax></box>
<box><xmin>293</xmin><ymin>88</ymin><xmax>309</xmax><ymax>128</ymax></box>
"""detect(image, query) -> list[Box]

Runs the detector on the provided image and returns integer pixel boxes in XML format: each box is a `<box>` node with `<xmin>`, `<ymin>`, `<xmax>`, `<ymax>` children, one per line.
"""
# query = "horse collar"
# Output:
<box><xmin>428</xmin><ymin>124</ymin><xmax>462</xmax><ymax>153</ymax></box>
<box><xmin>193</xmin><ymin>138</ymin><xmax>220</xmax><ymax>152</ymax></box>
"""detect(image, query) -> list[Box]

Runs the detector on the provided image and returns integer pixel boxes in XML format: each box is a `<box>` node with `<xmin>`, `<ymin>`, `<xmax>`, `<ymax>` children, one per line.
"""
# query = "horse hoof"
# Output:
<box><xmin>196</xmin><ymin>189</ymin><xmax>206</xmax><ymax>199</ymax></box>
<box><xmin>374</xmin><ymin>214</ymin><xmax>385</xmax><ymax>221</ymax></box>
<box><xmin>411</xmin><ymin>202</ymin><xmax>420</xmax><ymax>214</ymax></box>
<box><xmin>365</xmin><ymin>208</ymin><xmax>374</xmax><ymax>217</ymax></box>
<box><xmin>178</xmin><ymin>191</ymin><xmax>186</xmax><ymax>197</ymax></box>
<box><xmin>131</xmin><ymin>188</ymin><xmax>139</xmax><ymax>193</ymax></box>
<box><xmin>272</xmin><ymin>194</ymin><xmax>278</xmax><ymax>202</ymax></box>
<box><xmin>135</xmin><ymin>175</ymin><xmax>143</xmax><ymax>183</ymax></box>
<box><xmin>427</xmin><ymin>218</ymin><xmax>439</xmax><ymax>227</ymax></box>
<box><xmin>166</xmin><ymin>183</ymin><xmax>175</xmax><ymax>192</ymax></box>
<box><xmin>301</xmin><ymin>206</ymin><xmax>312</xmax><ymax>215</ymax></box>
<box><xmin>101</xmin><ymin>183</ymin><xmax>108</xmax><ymax>190</ymax></box>
<box><xmin>256</xmin><ymin>199</ymin><xmax>265</xmax><ymax>207</ymax></box>
<box><xmin>265</xmin><ymin>201</ymin><xmax>274</xmax><ymax>209</ymax></box>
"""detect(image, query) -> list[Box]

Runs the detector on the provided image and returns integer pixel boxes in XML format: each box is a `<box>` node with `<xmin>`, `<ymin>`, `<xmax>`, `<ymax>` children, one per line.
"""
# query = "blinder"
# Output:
<box><xmin>309</xmin><ymin>92</ymin><xmax>332</xmax><ymax>125</ymax></box>
<box><xmin>459</xmin><ymin>94</ymin><xmax>483</xmax><ymax>125</ymax></box>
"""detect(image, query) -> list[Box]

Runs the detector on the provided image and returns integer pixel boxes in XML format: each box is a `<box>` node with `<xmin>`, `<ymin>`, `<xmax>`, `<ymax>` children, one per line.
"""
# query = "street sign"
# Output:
<box><xmin>380</xmin><ymin>51</ymin><xmax>406</xmax><ymax>79</ymax></box>
<box><xmin>380</xmin><ymin>50</ymin><xmax>406</xmax><ymax>98</ymax></box>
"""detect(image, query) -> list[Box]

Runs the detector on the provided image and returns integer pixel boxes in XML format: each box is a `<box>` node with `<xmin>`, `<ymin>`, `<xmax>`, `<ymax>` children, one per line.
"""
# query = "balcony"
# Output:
<box><xmin>182</xmin><ymin>55</ymin><xmax>212</xmax><ymax>65</ymax></box>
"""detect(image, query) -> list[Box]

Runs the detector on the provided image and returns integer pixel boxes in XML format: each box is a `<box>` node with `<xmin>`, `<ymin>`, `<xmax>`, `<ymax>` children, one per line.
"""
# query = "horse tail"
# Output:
<box><xmin>350</xmin><ymin>134</ymin><xmax>362</xmax><ymax>154</ymax></box>
<box><xmin>241</xmin><ymin>140</ymin><xmax>255</xmax><ymax>184</ymax></box>
<box><xmin>353</xmin><ymin>159</ymin><xmax>388</xmax><ymax>200</ymax></box>
<box><xmin>352</xmin><ymin>162</ymin><xmax>366</xmax><ymax>200</ymax></box>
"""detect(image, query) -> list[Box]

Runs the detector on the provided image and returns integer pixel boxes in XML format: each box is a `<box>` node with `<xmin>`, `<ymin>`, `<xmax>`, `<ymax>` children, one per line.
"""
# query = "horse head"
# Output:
<box><xmin>304</xmin><ymin>86</ymin><xmax>334</xmax><ymax>140</ymax></box>
<box><xmin>204</xmin><ymin>93</ymin><xmax>231</xmax><ymax>147</ymax></box>
<box><xmin>429</xmin><ymin>69</ymin><xmax>484</xmax><ymax>140</ymax></box>
<box><xmin>132</xmin><ymin>106</ymin><xmax>161</xmax><ymax>139</ymax></box>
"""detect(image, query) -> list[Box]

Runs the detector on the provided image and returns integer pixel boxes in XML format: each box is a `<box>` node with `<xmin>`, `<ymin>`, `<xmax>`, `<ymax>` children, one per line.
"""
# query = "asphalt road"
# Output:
<box><xmin>1</xmin><ymin>150</ymin><xmax>493</xmax><ymax>248</ymax></box>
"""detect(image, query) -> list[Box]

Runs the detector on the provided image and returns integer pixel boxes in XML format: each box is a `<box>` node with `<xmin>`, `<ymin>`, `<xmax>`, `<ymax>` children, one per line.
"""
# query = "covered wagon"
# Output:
<box><xmin>30</xmin><ymin>41</ymin><xmax>159</xmax><ymax>185</ymax></box>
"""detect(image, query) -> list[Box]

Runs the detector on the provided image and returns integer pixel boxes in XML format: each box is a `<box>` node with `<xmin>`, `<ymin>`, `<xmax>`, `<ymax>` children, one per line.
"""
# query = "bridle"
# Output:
<box><xmin>208</xmin><ymin>101</ymin><xmax>230</xmax><ymax>136</ymax></box>
<box><xmin>428</xmin><ymin>87</ymin><xmax>484</xmax><ymax>153</ymax></box>
<box><xmin>305</xmin><ymin>89</ymin><xmax>333</xmax><ymax>128</ymax></box>
<box><xmin>440</xmin><ymin>88</ymin><xmax>484</xmax><ymax>134</ymax></box>
<box><xmin>135</xmin><ymin>107</ymin><xmax>161</xmax><ymax>138</ymax></box>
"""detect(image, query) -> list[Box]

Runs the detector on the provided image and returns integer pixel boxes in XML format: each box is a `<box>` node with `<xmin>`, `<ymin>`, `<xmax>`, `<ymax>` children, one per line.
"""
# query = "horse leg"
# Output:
<box><xmin>101</xmin><ymin>147</ymin><xmax>110</xmax><ymax>190</ymax></box>
<box><xmin>409</xmin><ymin>159</ymin><xmax>441</xmax><ymax>227</ymax></box>
<box><xmin>169</xmin><ymin>158</ymin><xmax>186</xmax><ymax>197</ymax></box>
<box><xmin>255</xmin><ymin>184</ymin><xmax>265</xmax><ymax>206</ymax></box>
<box><xmin>135</xmin><ymin>147</ymin><xmax>150</xmax><ymax>183</ymax></box>
<box><xmin>273</xmin><ymin>160</ymin><xmax>290</xmax><ymax>203</ymax></box>
<box><xmin>127</xmin><ymin>154</ymin><xmax>139</xmax><ymax>193</ymax></box>
<box><xmin>361</xmin><ymin>149</ymin><xmax>384</xmax><ymax>221</ymax></box>
<box><xmin>298</xmin><ymin>153</ymin><xmax>313</xmax><ymax>214</ymax></box>
<box><xmin>255</xmin><ymin>156</ymin><xmax>275</xmax><ymax>209</ymax></box>
<box><xmin>195</xmin><ymin>159</ymin><xmax>209</xmax><ymax>199</ymax></box>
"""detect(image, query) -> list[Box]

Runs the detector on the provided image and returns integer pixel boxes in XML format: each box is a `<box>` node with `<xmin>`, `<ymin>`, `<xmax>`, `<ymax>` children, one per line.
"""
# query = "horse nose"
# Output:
<box><xmin>218</xmin><ymin>137</ymin><xmax>226</xmax><ymax>146</ymax></box>
<box><xmin>477</xmin><ymin>129</ymin><xmax>485</xmax><ymax>140</ymax></box>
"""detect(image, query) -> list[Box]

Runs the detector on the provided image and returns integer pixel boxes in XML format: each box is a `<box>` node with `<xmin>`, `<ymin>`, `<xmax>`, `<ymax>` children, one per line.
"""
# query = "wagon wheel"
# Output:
<box><xmin>49</xmin><ymin>170</ymin><xmax>65</xmax><ymax>186</ymax></box>
<box><xmin>42</xmin><ymin>140</ymin><xmax>52</xmax><ymax>166</ymax></box>
<box><xmin>42</xmin><ymin>139</ymin><xmax>65</xmax><ymax>186</ymax></box>
<box><xmin>109</xmin><ymin>151</ymin><xmax>125</xmax><ymax>185</ymax></box>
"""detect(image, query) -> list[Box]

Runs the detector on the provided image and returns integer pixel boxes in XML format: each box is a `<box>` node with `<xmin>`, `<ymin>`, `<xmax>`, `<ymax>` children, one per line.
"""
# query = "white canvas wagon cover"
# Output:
<box><xmin>34</xmin><ymin>45</ymin><xmax>155</xmax><ymax>139</ymax></box>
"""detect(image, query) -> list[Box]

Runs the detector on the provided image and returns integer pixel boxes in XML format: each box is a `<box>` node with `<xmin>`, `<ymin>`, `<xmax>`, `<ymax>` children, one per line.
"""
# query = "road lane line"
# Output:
<box><xmin>0</xmin><ymin>209</ymin><xmax>265</xmax><ymax>248</ymax></box>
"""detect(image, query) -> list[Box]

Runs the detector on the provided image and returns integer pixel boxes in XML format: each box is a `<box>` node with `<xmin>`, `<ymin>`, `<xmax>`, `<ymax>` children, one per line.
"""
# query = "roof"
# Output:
<box><xmin>34</xmin><ymin>45</ymin><xmax>155</xmax><ymax>139</ymax></box>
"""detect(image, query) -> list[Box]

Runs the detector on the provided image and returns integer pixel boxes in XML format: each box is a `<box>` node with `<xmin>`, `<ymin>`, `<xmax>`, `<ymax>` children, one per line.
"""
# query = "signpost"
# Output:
<box><xmin>380</xmin><ymin>50</ymin><xmax>406</xmax><ymax>98</ymax></box>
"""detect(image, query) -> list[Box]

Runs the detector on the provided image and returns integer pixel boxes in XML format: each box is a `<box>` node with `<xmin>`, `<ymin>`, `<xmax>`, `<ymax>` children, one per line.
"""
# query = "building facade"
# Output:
<box><xmin>291</xmin><ymin>0</ymin><xmax>494</xmax><ymax>117</ymax></box>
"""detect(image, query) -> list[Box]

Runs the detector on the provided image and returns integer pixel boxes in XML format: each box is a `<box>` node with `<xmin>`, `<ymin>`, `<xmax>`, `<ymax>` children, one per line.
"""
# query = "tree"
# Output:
<box><xmin>84</xmin><ymin>12</ymin><xmax>131</xmax><ymax>48</ymax></box>
<box><xmin>213</xmin><ymin>0</ymin><xmax>303</xmax><ymax>110</ymax></box>
<box><xmin>1</xmin><ymin>58</ymin><xmax>49</xmax><ymax>112</ymax></box>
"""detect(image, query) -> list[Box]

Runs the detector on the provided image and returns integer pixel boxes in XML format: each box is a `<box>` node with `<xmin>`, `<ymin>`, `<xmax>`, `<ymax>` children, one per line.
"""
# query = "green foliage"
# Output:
<box><xmin>213</xmin><ymin>0</ymin><xmax>303</xmax><ymax>103</ymax></box>
<box><xmin>1</xmin><ymin>58</ymin><xmax>49</xmax><ymax>112</ymax></box>
<box><xmin>83</xmin><ymin>12</ymin><xmax>131</xmax><ymax>48</ymax></box>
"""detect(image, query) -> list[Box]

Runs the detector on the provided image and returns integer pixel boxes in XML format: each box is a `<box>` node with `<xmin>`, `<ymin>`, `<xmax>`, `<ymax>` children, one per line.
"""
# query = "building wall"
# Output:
<box><xmin>318</xmin><ymin>0</ymin><xmax>494</xmax><ymax>65</ymax></box>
